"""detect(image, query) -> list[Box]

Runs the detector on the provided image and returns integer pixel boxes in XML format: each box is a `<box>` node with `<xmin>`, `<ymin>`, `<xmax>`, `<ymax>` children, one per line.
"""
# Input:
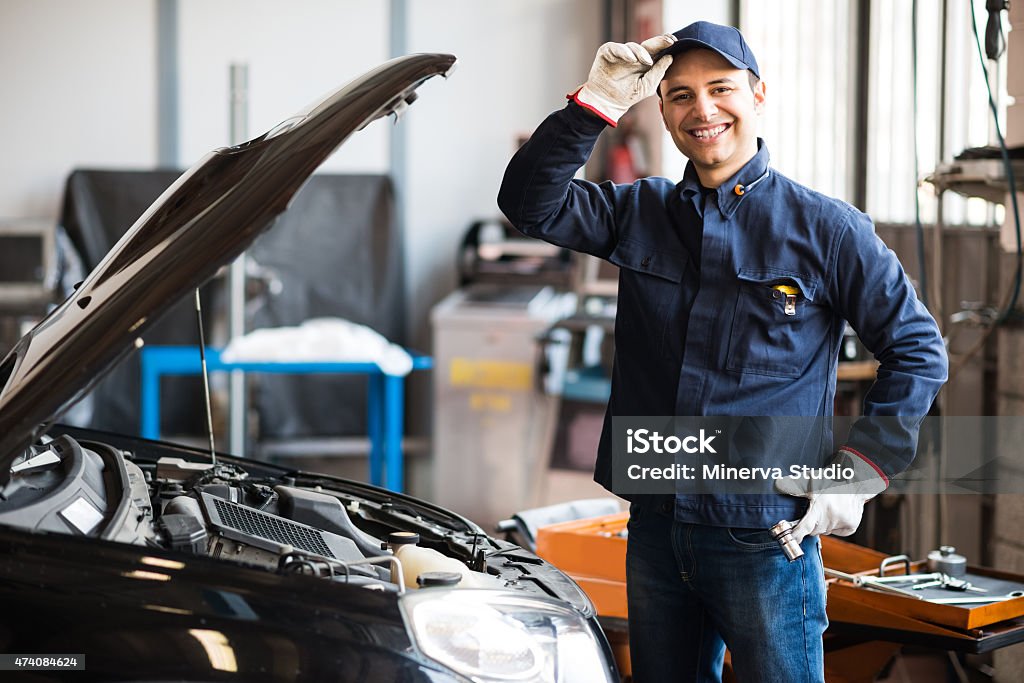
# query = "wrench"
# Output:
<box><xmin>927</xmin><ymin>591</ymin><xmax>1024</xmax><ymax>605</ymax></box>
<box><xmin>911</xmin><ymin>575</ymin><xmax>987</xmax><ymax>592</ymax></box>
<box><xmin>942</xmin><ymin>577</ymin><xmax>987</xmax><ymax>593</ymax></box>
<box><xmin>824</xmin><ymin>568</ymin><xmax>924</xmax><ymax>599</ymax></box>
<box><xmin>871</xmin><ymin>572</ymin><xmax>943</xmax><ymax>585</ymax></box>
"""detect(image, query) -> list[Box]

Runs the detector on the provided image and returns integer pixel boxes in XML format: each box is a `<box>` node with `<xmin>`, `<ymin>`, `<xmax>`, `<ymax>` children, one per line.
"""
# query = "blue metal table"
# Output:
<box><xmin>139</xmin><ymin>346</ymin><xmax>431</xmax><ymax>492</ymax></box>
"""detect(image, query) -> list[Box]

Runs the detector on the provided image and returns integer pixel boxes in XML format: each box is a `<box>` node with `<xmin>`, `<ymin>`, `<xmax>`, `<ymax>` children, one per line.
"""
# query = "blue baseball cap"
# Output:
<box><xmin>659</xmin><ymin>21</ymin><xmax>760</xmax><ymax>79</ymax></box>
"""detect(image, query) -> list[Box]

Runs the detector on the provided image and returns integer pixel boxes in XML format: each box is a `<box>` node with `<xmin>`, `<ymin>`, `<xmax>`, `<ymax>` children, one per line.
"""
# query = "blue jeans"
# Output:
<box><xmin>626</xmin><ymin>499</ymin><xmax>827</xmax><ymax>682</ymax></box>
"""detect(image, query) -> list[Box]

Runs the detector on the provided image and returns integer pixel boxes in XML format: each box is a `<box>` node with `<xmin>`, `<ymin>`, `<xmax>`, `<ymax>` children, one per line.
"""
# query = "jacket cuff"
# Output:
<box><xmin>566</xmin><ymin>87</ymin><xmax>618</xmax><ymax>128</ymax></box>
<box><xmin>839</xmin><ymin>446</ymin><xmax>890</xmax><ymax>487</ymax></box>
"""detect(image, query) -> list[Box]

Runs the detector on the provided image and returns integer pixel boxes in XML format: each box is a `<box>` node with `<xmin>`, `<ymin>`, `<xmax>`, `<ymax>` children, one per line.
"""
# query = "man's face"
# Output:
<box><xmin>658</xmin><ymin>48</ymin><xmax>765</xmax><ymax>185</ymax></box>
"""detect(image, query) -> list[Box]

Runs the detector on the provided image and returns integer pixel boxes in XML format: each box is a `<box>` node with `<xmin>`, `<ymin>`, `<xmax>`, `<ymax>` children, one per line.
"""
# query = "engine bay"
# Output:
<box><xmin>0</xmin><ymin>432</ymin><xmax>576</xmax><ymax>603</ymax></box>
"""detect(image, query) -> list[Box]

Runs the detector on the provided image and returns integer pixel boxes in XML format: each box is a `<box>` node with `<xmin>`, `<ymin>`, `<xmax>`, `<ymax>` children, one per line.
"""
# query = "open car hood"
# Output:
<box><xmin>0</xmin><ymin>54</ymin><xmax>457</xmax><ymax>482</ymax></box>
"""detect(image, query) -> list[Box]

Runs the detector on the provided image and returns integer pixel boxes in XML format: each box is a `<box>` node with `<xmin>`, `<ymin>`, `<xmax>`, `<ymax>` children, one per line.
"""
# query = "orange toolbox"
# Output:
<box><xmin>535</xmin><ymin>512</ymin><xmax>1024</xmax><ymax>682</ymax></box>
<box><xmin>535</xmin><ymin>511</ymin><xmax>629</xmax><ymax>619</ymax></box>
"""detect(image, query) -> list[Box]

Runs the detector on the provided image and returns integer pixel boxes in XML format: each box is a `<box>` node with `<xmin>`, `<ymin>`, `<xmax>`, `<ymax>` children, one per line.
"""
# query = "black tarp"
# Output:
<box><xmin>246</xmin><ymin>174</ymin><xmax>403</xmax><ymax>438</ymax></box>
<box><xmin>58</xmin><ymin>169</ymin><xmax>402</xmax><ymax>440</ymax></box>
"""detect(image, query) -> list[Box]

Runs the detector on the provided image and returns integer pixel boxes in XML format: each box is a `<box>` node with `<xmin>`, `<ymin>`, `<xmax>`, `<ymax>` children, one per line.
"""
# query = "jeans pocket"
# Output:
<box><xmin>725</xmin><ymin>526</ymin><xmax>778</xmax><ymax>551</ymax></box>
<box><xmin>627</xmin><ymin>501</ymin><xmax>646</xmax><ymax>527</ymax></box>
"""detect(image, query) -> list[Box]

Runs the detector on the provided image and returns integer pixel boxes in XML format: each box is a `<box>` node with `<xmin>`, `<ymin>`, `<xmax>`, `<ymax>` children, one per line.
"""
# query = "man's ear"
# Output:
<box><xmin>753</xmin><ymin>80</ymin><xmax>766</xmax><ymax>114</ymax></box>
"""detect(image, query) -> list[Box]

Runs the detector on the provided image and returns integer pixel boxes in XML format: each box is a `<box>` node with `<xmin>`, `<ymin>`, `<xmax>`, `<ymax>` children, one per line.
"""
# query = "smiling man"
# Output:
<box><xmin>498</xmin><ymin>21</ymin><xmax>946</xmax><ymax>683</ymax></box>
<box><xmin>659</xmin><ymin>48</ymin><xmax>764</xmax><ymax>188</ymax></box>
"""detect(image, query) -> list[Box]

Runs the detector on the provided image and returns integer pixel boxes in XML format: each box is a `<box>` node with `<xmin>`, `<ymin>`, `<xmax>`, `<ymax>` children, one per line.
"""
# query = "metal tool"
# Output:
<box><xmin>927</xmin><ymin>591</ymin><xmax>1024</xmax><ymax>605</ymax></box>
<box><xmin>911</xmin><ymin>575</ymin><xmax>987</xmax><ymax>592</ymax></box>
<box><xmin>869</xmin><ymin>572</ymin><xmax>943</xmax><ymax>585</ymax></box>
<box><xmin>824</xmin><ymin>568</ymin><xmax>924</xmax><ymax>600</ymax></box>
<box><xmin>942</xmin><ymin>577</ymin><xmax>986</xmax><ymax>593</ymax></box>
<box><xmin>927</xmin><ymin>546</ymin><xmax>967</xmax><ymax>578</ymax></box>
<box><xmin>770</xmin><ymin>519</ymin><xmax>803</xmax><ymax>561</ymax></box>
<box><xmin>879</xmin><ymin>554</ymin><xmax>913</xmax><ymax>577</ymax></box>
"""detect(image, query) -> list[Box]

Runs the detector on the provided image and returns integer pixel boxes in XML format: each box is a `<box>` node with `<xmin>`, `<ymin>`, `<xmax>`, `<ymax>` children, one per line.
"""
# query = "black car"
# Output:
<box><xmin>0</xmin><ymin>54</ymin><xmax>618</xmax><ymax>683</ymax></box>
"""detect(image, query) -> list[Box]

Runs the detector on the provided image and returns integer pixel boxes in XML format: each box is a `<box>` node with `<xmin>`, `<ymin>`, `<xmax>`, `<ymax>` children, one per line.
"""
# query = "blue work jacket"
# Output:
<box><xmin>498</xmin><ymin>103</ymin><xmax>947</xmax><ymax>528</ymax></box>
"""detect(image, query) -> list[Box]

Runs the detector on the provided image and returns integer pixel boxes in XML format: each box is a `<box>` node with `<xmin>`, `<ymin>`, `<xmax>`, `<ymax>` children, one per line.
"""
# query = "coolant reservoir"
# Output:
<box><xmin>387</xmin><ymin>532</ymin><xmax>478</xmax><ymax>589</ymax></box>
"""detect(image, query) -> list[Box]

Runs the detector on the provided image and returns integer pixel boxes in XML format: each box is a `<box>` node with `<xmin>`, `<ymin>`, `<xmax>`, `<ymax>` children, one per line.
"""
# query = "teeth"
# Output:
<box><xmin>692</xmin><ymin>124</ymin><xmax>727</xmax><ymax>139</ymax></box>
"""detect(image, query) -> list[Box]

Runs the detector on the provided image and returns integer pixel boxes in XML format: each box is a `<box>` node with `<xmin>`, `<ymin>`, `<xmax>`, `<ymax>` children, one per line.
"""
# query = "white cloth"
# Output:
<box><xmin>221</xmin><ymin>318</ymin><xmax>413</xmax><ymax>376</ymax></box>
<box><xmin>574</xmin><ymin>34</ymin><xmax>676</xmax><ymax>125</ymax></box>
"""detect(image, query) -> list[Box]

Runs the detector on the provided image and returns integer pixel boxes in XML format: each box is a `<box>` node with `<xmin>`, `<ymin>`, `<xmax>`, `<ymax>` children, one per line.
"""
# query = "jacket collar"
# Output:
<box><xmin>678</xmin><ymin>139</ymin><xmax>771</xmax><ymax>219</ymax></box>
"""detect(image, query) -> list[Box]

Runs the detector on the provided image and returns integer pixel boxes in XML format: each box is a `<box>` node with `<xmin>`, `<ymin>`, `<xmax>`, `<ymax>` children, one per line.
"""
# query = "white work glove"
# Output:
<box><xmin>775</xmin><ymin>448</ymin><xmax>889</xmax><ymax>546</ymax></box>
<box><xmin>571</xmin><ymin>34</ymin><xmax>676</xmax><ymax>126</ymax></box>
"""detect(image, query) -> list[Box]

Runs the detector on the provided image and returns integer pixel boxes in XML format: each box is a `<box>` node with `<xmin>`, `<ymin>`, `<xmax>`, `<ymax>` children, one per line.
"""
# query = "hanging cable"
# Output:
<box><xmin>948</xmin><ymin>2</ymin><xmax>1022</xmax><ymax>379</ymax></box>
<box><xmin>948</xmin><ymin>0</ymin><xmax>1023</xmax><ymax>380</ymax></box>
<box><xmin>912</xmin><ymin>0</ymin><xmax>930</xmax><ymax>309</ymax></box>
<box><xmin>970</xmin><ymin>0</ymin><xmax>1021</xmax><ymax>323</ymax></box>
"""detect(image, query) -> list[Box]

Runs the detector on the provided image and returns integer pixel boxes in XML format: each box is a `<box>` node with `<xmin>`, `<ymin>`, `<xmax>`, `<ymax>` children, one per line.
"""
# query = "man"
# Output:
<box><xmin>498</xmin><ymin>21</ymin><xmax>946</xmax><ymax>682</ymax></box>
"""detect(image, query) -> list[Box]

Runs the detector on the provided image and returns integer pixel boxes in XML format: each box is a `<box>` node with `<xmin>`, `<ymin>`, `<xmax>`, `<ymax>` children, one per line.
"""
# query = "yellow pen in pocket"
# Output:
<box><xmin>771</xmin><ymin>284</ymin><xmax>799</xmax><ymax>315</ymax></box>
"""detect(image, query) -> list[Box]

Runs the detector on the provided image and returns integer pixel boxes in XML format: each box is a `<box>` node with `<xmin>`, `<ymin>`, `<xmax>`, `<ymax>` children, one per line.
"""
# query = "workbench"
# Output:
<box><xmin>535</xmin><ymin>513</ymin><xmax>1024</xmax><ymax>682</ymax></box>
<box><xmin>139</xmin><ymin>345</ymin><xmax>431</xmax><ymax>492</ymax></box>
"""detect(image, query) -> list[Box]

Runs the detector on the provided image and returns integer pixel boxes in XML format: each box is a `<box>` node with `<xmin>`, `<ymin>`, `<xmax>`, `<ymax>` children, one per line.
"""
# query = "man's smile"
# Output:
<box><xmin>687</xmin><ymin>122</ymin><xmax>732</xmax><ymax>140</ymax></box>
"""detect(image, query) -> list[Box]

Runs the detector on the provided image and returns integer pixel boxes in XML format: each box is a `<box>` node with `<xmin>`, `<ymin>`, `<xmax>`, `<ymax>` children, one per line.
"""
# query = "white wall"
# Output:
<box><xmin>403</xmin><ymin>0</ymin><xmax>602</xmax><ymax>343</ymax></box>
<box><xmin>0</xmin><ymin>0</ymin><xmax>158</xmax><ymax>220</ymax></box>
<box><xmin>0</xmin><ymin>0</ymin><xmax>601</xmax><ymax>345</ymax></box>
<box><xmin>176</xmin><ymin>0</ymin><xmax>390</xmax><ymax>172</ymax></box>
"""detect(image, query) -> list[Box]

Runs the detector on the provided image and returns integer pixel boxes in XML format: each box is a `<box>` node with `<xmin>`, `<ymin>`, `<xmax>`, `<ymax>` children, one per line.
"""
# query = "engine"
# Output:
<box><xmin>0</xmin><ymin>434</ymin><xmax>509</xmax><ymax>593</ymax></box>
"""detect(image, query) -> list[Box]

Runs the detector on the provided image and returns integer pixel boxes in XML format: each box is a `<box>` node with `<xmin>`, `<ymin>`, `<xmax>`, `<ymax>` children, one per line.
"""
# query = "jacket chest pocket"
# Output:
<box><xmin>726</xmin><ymin>269</ymin><xmax>823</xmax><ymax>378</ymax></box>
<box><xmin>609</xmin><ymin>240</ymin><xmax>686</xmax><ymax>358</ymax></box>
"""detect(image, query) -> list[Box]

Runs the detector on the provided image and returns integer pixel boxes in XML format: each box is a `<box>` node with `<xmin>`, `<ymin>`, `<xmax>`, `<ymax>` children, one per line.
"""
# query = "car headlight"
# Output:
<box><xmin>400</xmin><ymin>589</ymin><xmax>616</xmax><ymax>683</ymax></box>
